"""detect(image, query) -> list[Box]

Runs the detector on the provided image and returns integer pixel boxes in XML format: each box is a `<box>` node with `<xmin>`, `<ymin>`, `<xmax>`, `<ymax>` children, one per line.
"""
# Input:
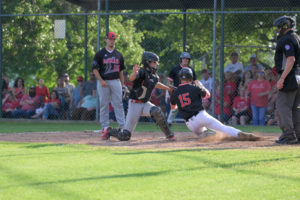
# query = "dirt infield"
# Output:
<box><xmin>0</xmin><ymin>131</ymin><xmax>289</xmax><ymax>149</ymax></box>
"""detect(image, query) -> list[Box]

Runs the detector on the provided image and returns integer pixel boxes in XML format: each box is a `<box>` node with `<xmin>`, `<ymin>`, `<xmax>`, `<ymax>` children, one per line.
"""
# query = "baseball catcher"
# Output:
<box><xmin>103</xmin><ymin>51</ymin><xmax>175</xmax><ymax>141</ymax></box>
<box><xmin>170</xmin><ymin>67</ymin><xmax>261</xmax><ymax>140</ymax></box>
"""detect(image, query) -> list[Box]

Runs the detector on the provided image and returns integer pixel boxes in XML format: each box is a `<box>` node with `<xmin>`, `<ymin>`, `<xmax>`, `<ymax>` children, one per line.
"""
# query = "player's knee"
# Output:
<box><xmin>118</xmin><ymin>129</ymin><xmax>131</xmax><ymax>141</ymax></box>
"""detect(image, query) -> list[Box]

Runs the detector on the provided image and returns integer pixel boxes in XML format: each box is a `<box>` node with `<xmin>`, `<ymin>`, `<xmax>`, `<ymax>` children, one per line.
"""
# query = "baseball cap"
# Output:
<box><xmin>63</xmin><ymin>73</ymin><xmax>69</xmax><ymax>77</ymax></box>
<box><xmin>231</xmin><ymin>52</ymin><xmax>238</xmax><ymax>56</ymax></box>
<box><xmin>30</xmin><ymin>85</ymin><xmax>35</xmax><ymax>89</ymax></box>
<box><xmin>106</xmin><ymin>32</ymin><xmax>117</xmax><ymax>39</ymax></box>
<box><xmin>250</xmin><ymin>54</ymin><xmax>257</xmax><ymax>59</ymax></box>
<box><xmin>77</xmin><ymin>76</ymin><xmax>83</xmax><ymax>81</ymax></box>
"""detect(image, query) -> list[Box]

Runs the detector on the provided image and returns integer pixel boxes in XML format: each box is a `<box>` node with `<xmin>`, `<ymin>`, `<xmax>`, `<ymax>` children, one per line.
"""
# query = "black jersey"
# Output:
<box><xmin>129</xmin><ymin>68</ymin><xmax>159</xmax><ymax>102</ymax></box>
<box><xmin>274</xmin><ymin>30</ymin><xmax>300</xmax><ymax>91</ymax></box>
<box><xmin>168</xmin><ymin>65</ymin><xmax>197</xmax><ymax>87</ymax></box>
<box><xmin>170</xmin><ymin>83</ymin><xmax>206</xmax><ymax>121</ymax></box>
<box><xmin>92</xmin><ymin>48</ymin><xmax>125</xmax><ymax>80</ymax></box>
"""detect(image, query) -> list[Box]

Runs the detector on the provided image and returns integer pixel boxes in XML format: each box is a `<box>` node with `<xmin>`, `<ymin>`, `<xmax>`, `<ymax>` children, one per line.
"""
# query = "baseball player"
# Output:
<box><xmin>170</xmin><ymin>67</ymin><xmax>260</xmax><ymax>140</ymax></box>
<box><xmin>92</xmin><ymin>32</ymin><xmax>126</xmax><ymax>135</ymax></box>
<box><xmin>104</xmin><ymin>51</ymin><xmax>175</xmax><ymax>141</ymax></box>
<box><xmin>167</xmin><ymin>52</ymin><xmax>197</xmax><ymax>125</ymax></box>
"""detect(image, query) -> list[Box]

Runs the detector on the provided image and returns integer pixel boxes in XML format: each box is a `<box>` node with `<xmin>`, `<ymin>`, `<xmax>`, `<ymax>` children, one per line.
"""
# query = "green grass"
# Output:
<box><xmin>0</xmin><ymin>120</ymin><xmax>294</xmax><ymax>200</ymax></box>
<box><xmin>0</xmin><ymin>120</ymin><xmax>281</xmax><ymax>134</ymax></box>
<box><xmin>0</xmin><ymin>142</ymin><xmax>299</xmax><ymax>200</ymax></box>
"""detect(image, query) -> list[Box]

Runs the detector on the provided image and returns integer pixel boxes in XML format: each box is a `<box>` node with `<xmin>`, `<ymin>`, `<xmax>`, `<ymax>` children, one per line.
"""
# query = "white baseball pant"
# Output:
<box><xmin>186</xmin><ymin>110</ymin><xmax>240</xmax><ymax>137</ymax></box>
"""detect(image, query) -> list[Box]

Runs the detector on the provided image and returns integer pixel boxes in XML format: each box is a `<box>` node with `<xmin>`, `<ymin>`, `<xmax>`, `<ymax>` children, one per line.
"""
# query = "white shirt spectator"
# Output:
<box><xmin>200</xmin><ymin>77</ymin><xmax>213</xmax><ymax>92</ymax></box>
<box><xmin>224</xmin><ymin>62</ymin><xmax>243</xmax><ymax>74</ymax></box>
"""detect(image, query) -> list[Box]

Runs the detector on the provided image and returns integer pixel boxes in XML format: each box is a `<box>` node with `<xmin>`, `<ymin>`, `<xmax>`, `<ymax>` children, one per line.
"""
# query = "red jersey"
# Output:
<box><xmin>14</xmin><ymin>88</ymin><xmax>25</xmax><ymax>101</ymax></box>
<box><xmin>224</xmin><ymin>81</ymin><xmax>237</xmax><ymax>97</ymax></box>
<box><xmin>214</xmin><ymin>93</ymin><xmax>231</xmax><ymax>116</ymax></box>
<box><xmin>233</xmin><ymin>96</ymin><xmax>249</xmax><ymax>110</ymax></box>
<box><xmin>247</xmin><ymin>80</ymin><xmax>271</xmax><ymax>107</ymax></box>
<box><xmin>2</xmin><ymin>100</ymin><xmax>19</xmax><ymax>111</ymax></box>
<box><xmin>36</xmin><ymin>86</ymin><xmax>50</xmax><ymax>102</ymax></box>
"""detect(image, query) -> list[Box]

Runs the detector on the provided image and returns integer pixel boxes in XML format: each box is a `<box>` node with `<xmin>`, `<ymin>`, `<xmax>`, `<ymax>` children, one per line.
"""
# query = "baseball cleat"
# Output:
<box><xmin>101</xmin><ymin>127</ymin><xmax>112</xmax><ymax>140</ymax></box>
<box><xmin>166</xmin><ymin>135</ymin><xmax>176</xmax><ymax>141</ymax></box>
<box><xmin>275</xmin><ymin>134</ymin><xmax>298</xmax><ymax>144</ymax></box>
<box><xmin>237</xmin><ymin>132</ymin><xmax>261</xmax><ymax>141</ymax></box>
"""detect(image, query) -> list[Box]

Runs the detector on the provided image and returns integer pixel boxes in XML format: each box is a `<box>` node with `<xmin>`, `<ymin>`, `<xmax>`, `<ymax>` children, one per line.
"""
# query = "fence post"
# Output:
<box><xmin>0</xmin><ymin>0</ymin><xmax>2</xmax><ymax>118</ymax></box>
<box><xmin>220</xmin><ymin>0</ymin><xmax>225</xmax><ymax>122</ymax></box>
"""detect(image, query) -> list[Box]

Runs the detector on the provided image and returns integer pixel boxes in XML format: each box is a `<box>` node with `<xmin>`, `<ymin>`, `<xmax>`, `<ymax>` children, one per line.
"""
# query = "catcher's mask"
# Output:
<box><xmin>273</xmin><ymin>15</ymin><xmax>295</xmax><ymax>38</ymax></box>
<box><xmin>142</xmin><ymin>51</ymin><xmax>159</xmax><ymax>74</ymax></box>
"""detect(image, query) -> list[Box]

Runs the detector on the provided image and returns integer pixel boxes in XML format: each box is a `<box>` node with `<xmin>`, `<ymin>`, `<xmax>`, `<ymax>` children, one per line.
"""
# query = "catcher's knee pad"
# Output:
<box><xmin>150</xmin><ymin>106</ymin><xmax>173</xmax><ymax>138</ymax></box>
<box><xmin>150</xmin><ymin>106</ymin><xmax>164</xmax><ymax>121</ymax></box>
<box><xmin>118</xmin><ymin>129</ymin><xmax>131</xmax><ymax>141</ymax></box>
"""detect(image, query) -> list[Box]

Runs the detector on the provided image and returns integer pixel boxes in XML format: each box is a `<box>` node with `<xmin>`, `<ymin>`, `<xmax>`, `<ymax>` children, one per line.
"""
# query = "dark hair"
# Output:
<box><xmin>50</xmin><ymin>90</ymin><xmax>59</xmax><ymax>100</ymax></box>
<box><xmin>2</xmin><ymin>79</ymin><xmax>8</xmax><ymax>90</ymax></box>
<box><xmin>13</xmin><ymin>77</ymin><xmax>24</xmax><ymax>88</ymax></box>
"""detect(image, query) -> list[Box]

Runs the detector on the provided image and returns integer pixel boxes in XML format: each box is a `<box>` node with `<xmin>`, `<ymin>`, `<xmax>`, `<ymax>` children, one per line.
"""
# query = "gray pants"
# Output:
<box><xmin>97</xmin><ymin>79</ymin><xmax>125</xmax><ymax>129</ymax></box>
<box><xmin>125</xmin><ymin>100</ymin><xmax>154</xmax><ymax>133</ymax></box>
<box><xmin>276</xmin><ymin>84</ymin><xmax>300</xmax><ymax>136</ymax></box>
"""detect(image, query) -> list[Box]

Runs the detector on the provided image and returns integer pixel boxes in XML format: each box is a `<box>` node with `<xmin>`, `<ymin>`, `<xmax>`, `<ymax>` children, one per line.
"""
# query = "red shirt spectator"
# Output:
<box><xmin>233</xmin><ymin>96</ymin><xmax>249</xmax><ymax>111</ymax></box>
<box><xmin>247</xmin><ymin>79</ymin><xmax>271</xmax><ymax>107</ymax></box>
<box><xmin>36</xmin><ymin>78</ymin><xmax>50</xmax><ymax>102</ymax></box>
<box><xmin>215</xmin><ymin>90</ymin><xmax>231</xmax><ymax>116</ymax></box>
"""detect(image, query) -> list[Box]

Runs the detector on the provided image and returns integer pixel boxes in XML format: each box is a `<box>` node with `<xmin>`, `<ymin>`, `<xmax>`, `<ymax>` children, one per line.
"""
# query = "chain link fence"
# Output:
<box><xmin>1</xmin><ymin>0</ymin><xmax>299</xmax><ymax>126</ymax></box>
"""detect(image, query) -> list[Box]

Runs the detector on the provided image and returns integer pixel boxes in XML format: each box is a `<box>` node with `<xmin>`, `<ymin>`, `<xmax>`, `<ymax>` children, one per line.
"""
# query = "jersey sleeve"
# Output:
<box><xmin>92</xmin><ymin>51</ymin><xmax>102</xmax><ymax>71</ymax></box>
<box><xmin>283</xmin><ymin>38</ymin><xmax>296</xmax><ymax>57</ymax></box>
<box><xmin>135</xmin><ymin>68</ymin><xmax>146</xmax><ymax>81</ymax></box>
<box><xmin>119</xmin><ymin>53</ymin><xmax>125</xmax><ymax>71</ymax></box>
<box><xmin>170</xmin><ymin>91</ymin><xmax>177</xmax><ymax>105</ymax></box>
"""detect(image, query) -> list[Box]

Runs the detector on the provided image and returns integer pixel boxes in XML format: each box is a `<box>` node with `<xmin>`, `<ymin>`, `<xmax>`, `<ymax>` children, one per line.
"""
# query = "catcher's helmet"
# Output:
<box><xmin>273</xmin><ymin>15</ymin><xmax>295</xmax><ymax>29</ymax></box>
<box><xmin>180</xmin><ymin>52</ymin><xmax>191</xmax><ymax>59</ymax></box>
<box><xmin>142</xmin><ymin>51</ymin><xmax>159</xmax><ymax>74</ymax></box>
<box><xmin>179</xmin><ymin>67</ymin><xmax>193</xmax><ymax>80</ymax></box>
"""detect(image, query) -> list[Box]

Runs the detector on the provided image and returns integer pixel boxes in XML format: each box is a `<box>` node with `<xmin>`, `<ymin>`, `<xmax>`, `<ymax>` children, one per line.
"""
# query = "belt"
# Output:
<box><xmin>130</xmin><ymin>99</ymin><xmax>144</xmax><ymax>103</ymax></box>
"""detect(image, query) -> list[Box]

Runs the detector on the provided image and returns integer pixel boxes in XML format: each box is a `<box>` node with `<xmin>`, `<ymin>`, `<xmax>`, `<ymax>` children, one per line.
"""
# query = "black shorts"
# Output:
<box><xmin>234</xmin><ymin>111</ymin><xmax>250</xmax><ymax>119</ymax></box>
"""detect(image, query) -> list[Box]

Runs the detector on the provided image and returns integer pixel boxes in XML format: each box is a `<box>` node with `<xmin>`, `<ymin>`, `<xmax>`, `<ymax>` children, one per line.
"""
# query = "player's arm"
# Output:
<box><xmin>129</xmin><ymin>64</ymin><xmax>140</xmax><ymax>82</ymax></box>
<box><xmin>193</xmin><ymin>80</ymin><xmax>210</xmax><ymax>99</ymax></box>
<box><xmin>169</xmin><ymin>91</ymin><xmax>178</xmax><ymax>110</ymax></box>
<box><xmin>277</xmin><ymin>56</ymin><xmax>295</xmax><ymax>89</ymax></box>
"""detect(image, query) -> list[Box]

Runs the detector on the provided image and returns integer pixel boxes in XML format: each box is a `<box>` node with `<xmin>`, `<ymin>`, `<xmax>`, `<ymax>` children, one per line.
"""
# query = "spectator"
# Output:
<box><xmin>63</xmin><ymin>73</ymin><xmax>74</xmax><ymax>119</ymax></box>
<box><xmin>244</xmin><ymin>54</ymin><xmax>263</xmax><ymax>72</ymax></box>
<box><xmin>232</xmin><ymin>87</ymin><xmax>250</xmax><ymax>125</ymax></box>
<box><xmin>246</xmin><ymin>70</ymin><xmax>271</xmax><ymax>126</ymax></box>
<box><xmin>200</xmin><ymin>69</ymin><xmax>213</xmax><ymax>93</ymax></box>
<box><xmin>71</xmin><ymin>76</ymin><xmax>84</xmax><ymax>112</ymax></box>
<box><xmin>81</xmin><ymin>72</ymin><xmax>97</xmax><ymax>97</ymax></box>
<box><xmin>2</xmin><ymin>91</ymin><xmax>19</xmax><ymax>118</ymax></box>
<box><xmin>54</xmin><ymin>77</ymin><xmax>70</xmax><ymax>119</ymax></box>
<box><xmin>251</xmin><ymin>64</ymin><xmax>259</xmax><ymax>80</ymax></box>
<box><xmin>71</xmin><ymin>89</ymin><xmax>97</xmax><ymax>120</ymax></box>
<box><xmin>214</xmin><ymin>85</ymin><xmax>231</xmax><ymax>123</ymax></box>
<box><xmin>11</xmin><ymin>85</ymin><xmax>40</xmax><ymax>118</ymax></box>
<box><xmin>31</xmin><ymin>90</ymin><xmax>61</xmax><ymax>120</ymax></box>
<box><xmin>224</xmin><ymin>52</ymin><xmax>243</xmax><ymax>81</ymax></box>
<box><xmin>13</xmin><ymin>77</ymin><xmax>26</xmax><ymax>102</ymax></box>
<box><xmin>224</xmin><ymin>71</ymin><xmax>237</xmax><ymax>98</ymax></box>
<box><xmin>239</xmin><ymin>71</ymin><xmax>253</xmax><ymax>88</ymax></box>
<box><xmin>35</xmin><ymin>78</ymin><xmax>50</xmax><ymax>103</ymax></box>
